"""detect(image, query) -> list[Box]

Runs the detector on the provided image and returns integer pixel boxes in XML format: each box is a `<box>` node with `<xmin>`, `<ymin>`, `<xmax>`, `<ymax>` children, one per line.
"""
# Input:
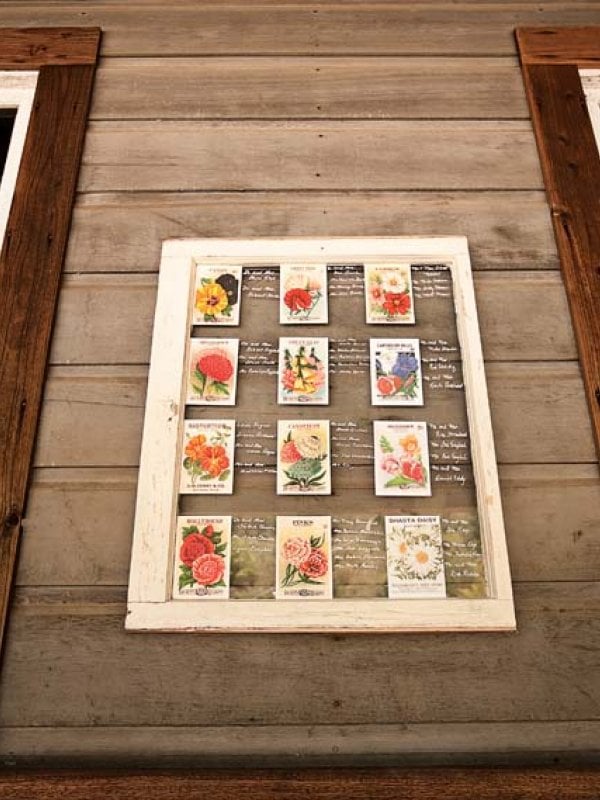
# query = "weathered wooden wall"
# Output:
<box><xmin>0</xmin><ymin>1</ymin><xmax>599</xmax><ymax>767</ymax></box>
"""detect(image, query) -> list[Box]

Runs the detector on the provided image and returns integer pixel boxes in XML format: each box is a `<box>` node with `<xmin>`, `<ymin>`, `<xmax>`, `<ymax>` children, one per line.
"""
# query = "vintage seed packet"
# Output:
<box><xmin>277</xmin><ymin>419</ymin><xmax>331</xmax><ymax>495</ymax></box>
<box><xmin>180</xmin><ymin>419</ymin><xmax>235</xmax><ymax>494</ymax></box>
<box><xmin>187</xmin><ymin>338</ymin><xmax>239</xmax><ymax>406</ymax></box>
<box><xmin>193</xmin><ymin>263</ymin><xmax>243</xmax><ymax>326</ymax></box>
<box><xmin>278</xmin><ymin>337</ymin><xmax>329</xmax><ymax>405</ymax></box>
<box><xmin>373</xmin><ymin>420</ymin><xmax>431</xmax><ymax>497</ymax></box>
<box><xmin>364</xmin><ymin>263</ymin><xmax>415</xmax><ymax>324</ymax></box>
<box><xmin>173</xmin><ymin>515</ymin><xmax>232</xmax><ymax>600</ymax></box>
<box><xmin>279</xmin><ymin>263</ymin><xmax>328</xmax><ymax>324</ymax></box>
<box><xmin>275</xmin><ymin>516</ymin><xmax>333</xmax><ymax>600</ymax></box>
<box><xmin>385</xmin><ymin>516</ymin><xmax>446</xmax><ymax>598</ymax></box>
<box><xmin>369</xmin><ymin>338</ymin><xmax>423</xmax><ymax>406</ymax></box>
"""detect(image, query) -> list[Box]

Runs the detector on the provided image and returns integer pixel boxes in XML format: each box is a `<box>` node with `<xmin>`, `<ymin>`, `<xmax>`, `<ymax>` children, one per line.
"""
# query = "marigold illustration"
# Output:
<box><xmin>199</xmin><ymin>445</ymin><xmax>230</xmax><ymax>478</ymax></box>
<box><xmin>180</xmin><ymin>532</ymin><xmax>215</xmax><ymax>566</ymax></box>
<box><xmin>185</xmin><ymin>434</ymin><xmax>207</xmax><ymax>461</ymax></box>
<box><xmin>282</xmin><ymin>536</ymin><xmax>312</xmax><ymax>567</ymax></box>
<box><xmin>192</xmin><ymin>553</ymin><xmax>226</xmax><ymax>586</ymax></box>
<box><xmin>195</xmin><ymin>281</ymin><xmax>229</xmax><ymax>317</ymax></box>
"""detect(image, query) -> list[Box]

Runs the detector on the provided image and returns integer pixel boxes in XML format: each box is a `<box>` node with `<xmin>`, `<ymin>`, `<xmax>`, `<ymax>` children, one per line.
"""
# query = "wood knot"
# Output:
<box><xmin>4</xmin><ymin>512</ymin><xmax>20</xmax><ymax>529</ymax></box>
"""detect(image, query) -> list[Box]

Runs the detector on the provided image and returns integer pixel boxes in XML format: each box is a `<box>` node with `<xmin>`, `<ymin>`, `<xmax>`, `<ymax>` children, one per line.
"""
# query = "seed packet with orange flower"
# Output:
<box><xmin>193</xmin><ymin>264</ymin><xmax>243</xmax><ymax>326</ymax></box>
<box><xmin>385</xmin><ymin>516</ymin><xmax>445</xmax><ymax>598</ymax></box>
<box><xmin>364</xmin><ymin>263</ymin><xmax>415</xmax><ymax>324</ymax></box>
<box><xmin>187</xmin><ymin>338</ymin><xmax>239</xmax><ymax>406</ymax></box>
<box><xmin>173</xmin><ymin>515</ymin><xmax>231</xmax><ymax>599</ymax></box>
<box><xmin>275</xmin><ymin>516</ymin><xmax>333</xmax><ymax>599</ymax></box>
<box><xmin>279</xmin><ymin>263</ymin><xmax>328</xmax><ymax>324</ymax></box>
<box><xmin>369</xmin><ymin>338</ymin><xmax>423</xmax><ymax>407</ymax></box>
<box><xmin>278</xmin><ymin>337</ymin><xmax>329</xmax><ymax>405</ymax></box>
<box><xmin>180</xmin><ymin>420</ymin><xmax>235</xmax><ymax>494</ymax></box>
<box><xmin>277</xmin><ymin>420</ymin><xmax>331</xmax><ymax>495</ymax></box>
<box><xmin>373</xmin><ymin>421</ymin><xmax>431</xmax><ymax>497</ymax></box>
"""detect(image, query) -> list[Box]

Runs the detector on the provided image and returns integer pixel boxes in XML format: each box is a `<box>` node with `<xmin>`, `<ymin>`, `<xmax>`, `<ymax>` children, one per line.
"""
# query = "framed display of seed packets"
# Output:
<box><xmin>127</xmin><ymin>237</ymin><xmax>514</xmax><ymax>633</ymax></box>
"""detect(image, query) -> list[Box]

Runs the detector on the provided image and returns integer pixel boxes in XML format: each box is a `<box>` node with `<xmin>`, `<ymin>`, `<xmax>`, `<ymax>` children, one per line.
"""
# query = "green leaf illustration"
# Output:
<box><xmin>379</xmin><ymin>435</ymin><xmax>394</xmax><ymax>453</ymax></box>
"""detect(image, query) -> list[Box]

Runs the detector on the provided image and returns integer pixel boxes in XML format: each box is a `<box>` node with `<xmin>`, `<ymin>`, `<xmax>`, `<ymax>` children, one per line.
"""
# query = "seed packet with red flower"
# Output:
<box><xmin>187</xmin><ymin>338</ymin><xmax>239</xmax><ymax>406</ymax></box>
<box><xmin>275</xmin><ymin>516</ymin><xmax>333</xmax><ymax>599</ymax></box>
<box><xmin>180</xmin><ymin>420</ymin><xmax>235</xmax><ymax>494</ymax></box>
<box><xmin>277</xmin><ymin>420</ymin><xmax>331</xmax><ymax>496</ymax></box>
<box><xmin>173</xmin><ymin>515</ymin><xmax>231</xmax><ymax>599</ymax></box>
<box><xmin>369</xmin><ymin>338</ymin><xmax>423</xmax><ymax>407</ymax></box>
<box><xmin>279</xmin><ymin>263</ymin><xmax>328</xmax><ymax>324</ymax></box>
<box><xmin>193</xmin><ymin>264</ymin><xmax>243</xmax><ymax>326</ymax></box>
<box><xmin>278</xmin><ymin>337</ymin><xmax>329</xmax><ymax>405</ymax></box>
<box><xmin>373</xmin><ymin>420</ymin><xmax>431</xmax><ymax>497</ymax></box>
<box><xmin>385</xmin><ymin>516</ymin><xmax>445</xmax><ymax>599</ymax></box>
<box><xmin>364</xmin><ymin>263</ymin><xmax>415</xmax><ymax>324</ymax></box>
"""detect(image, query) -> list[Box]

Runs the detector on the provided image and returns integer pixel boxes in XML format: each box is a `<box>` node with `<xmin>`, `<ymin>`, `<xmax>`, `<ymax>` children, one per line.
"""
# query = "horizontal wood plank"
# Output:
<box><xmin>16</xmin><ymin>464</ymin><xmax>600</xmax><ymax>587</ymax></box>
<box><xmin>48</xmin><ymin>271</ymin><xmax>576</xmax><ymax>365</ymax></box>
<box><xmin>90</xmin><ymin>57</ymin><xmax>529</xmax><ymax>120</ymax></box>
<box><xmin>1</xmin><ymin>6</ymin><xmax>600</xmax><ymax>56</ymax></box>
<box><xmin>1</xmin><ymin>583</ymin><xmax>599</xmax><ymax>727</ymax></box>
<box><xmin>0</xmin><ymin>27</ymin><xmax>100</xmax><ymax>68</ymax></box>
<box><xmin>32</xmin><ymin>363</ymin><xmax>597</xmax><ymax>467</ymax></box>
<box><xmin>78</xmin><ymin>121</ymin><xmax>543</xmax><ymax>191</ymax></box>
<box><xmin>64</xmin><ymin>191</ymin><xmax>558</xmax><ymax>273</ymax></box>
<box><xmin>517</xmin><ymin>26</ymin><xmax>600</xmax><ymax>66</ymax></box>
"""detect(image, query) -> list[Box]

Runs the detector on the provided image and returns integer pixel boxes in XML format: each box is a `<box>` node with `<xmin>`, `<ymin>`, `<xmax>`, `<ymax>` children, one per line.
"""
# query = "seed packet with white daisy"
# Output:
<box><xmin>279</xmin><ymin>263</ymin><xmax>328</xmax><ymax>324</ymax></box>
<box><xmin>364</xmin><ymin>263</ymin><xmax>415</xmax><ymax>324</ymax></box>
<box><xmin>385</xmin><ymin>516</ymin><xmax>446</xmax><ymax>598</ymax></box>
<box><xmin>275</xmin><ymin>516</ymin><xmax>333</xmax><ymax>599</ymax></box>
<box><xmin>278</xmin><ymin>337</ymin><xmax>329</xmax><ymax>405</ymax></box>
<box><xmin>277</xmin><ymin>419</ymin><xmax>331</xmax><ymax>495</ymax></box>
<box><xmin>187</xmin><ymin>338</ymin><xmax>239</xmax><ymax>406</ymax></box>
<box><xmin>193</xmin><ymin>264</ymin><xmax>243</xmax><ymax>326</ymax></box>
<box><xmin>373</xmin><ymin>420</ymin><xmax>431</xmax><ymax>497</ymax></box>
<box><xmin>180</xmin><ymin>420</ymin><xmax>235</xmax><ymax>494</ymax></box>
<box><xmin>369</xmin><ymin>338</ymin><xmax>423</xmax><ymax>406</ymax></box>
<box><xmin>173</xmin><ymin>516</ymin><xmax>231</xmax><ymax>600</ymax></box>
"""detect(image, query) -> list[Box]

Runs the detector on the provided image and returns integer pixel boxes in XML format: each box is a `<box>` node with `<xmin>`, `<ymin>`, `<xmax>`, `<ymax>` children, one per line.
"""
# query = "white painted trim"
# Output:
<box><xmin>579</xmin><ymin>69</ymin><xmax>600</xmax><ymax>152</ymax></box>
<box><xmin>0</xmin><ymin>71</ymin><xmax>37</xmax><ymax>248</ymax></box>
<box><xmin>128</xmin><ymin>237</ymin><xmax>515</xmax><ymax>632</ymax></box>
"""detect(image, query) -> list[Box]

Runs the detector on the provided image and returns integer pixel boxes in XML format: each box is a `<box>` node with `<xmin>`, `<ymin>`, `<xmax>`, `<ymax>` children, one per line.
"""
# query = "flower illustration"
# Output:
<box><xmin>392</xmin><ymin>352</ymin><xmax>418</xmax><ymax>379</ymax></box>
<box><xmin>400</xmin><ymin>434</ymin><xmax>420</xmax><ymax>455</ymax></box>
<box><xmin>214</xmin><ymin>273</ymin><xmax>239</xmax><ymax>306</ymax></box>
<box><xmin>199</xmin><ymin>445</ymin><xmax>230</xmax><ymax>478</ymax></box>
<box><xmin>281</xmin><ymin>345</ymin><xmax>325</xmax><ymax>401</ymax></box>
<box><xmin>381</xmin><ymin>455</ymin><xmax>401</xmax><ymax>474</ymax></box>
<box><xmin>382</xmin><ymin>291</ymin><xmax>411</xmax><ymax>318</ymax></box>
<box><xmin>406</xmin><ymin>543</ymin><xmax>441</xmax><ymax>579</ymax></box>
<box><xmin>192</xmin><ymin>553</ymin><xmax>226</xmax><ymax>586</ymax></box>
<box><xmin>180</xmin><ymin>532</ymin><xmax>215</xmax><ymax>566</ymax></box>
<box><xmin>374</xmin><ymin>347</ymin><xmax>420</xmax><ymax>402</ymax></box>
<box><xmin>280</xmin><ymin>439</ymin><xmax>303</xmax><ymax>464</ymax></box>
<box><xmin>195</xmin><ymin>281</ymin><xmax>229</xmax><ymax>318</ymax></box>
<box><xmin>185</xmin><ymin>434</ymin><xmax>207</xmax><ymax>461</ymax></box>
<box><xmin>401</xmin><ymin>459</ymin><xmax>425</xmax><ymax>484</ymax></box>
<box><xmin>298</xmin><ymin>548</ymin><xmax>328</xmax><ymax>579</ymax></box>
<box><xmin>182</xmin><ymin>427</ymin><xmax>232</xmax><ymax>485</ymax></box>
<box><xmin>280</xmin><ymin>533</ymin><xmax>329</xmax><ymax>588</ymax></box>
<box><xmin>284</xmin><ymin>288</ymin><xmax>312</xmax><ymax>313</ymax></box>
<box><xmin>192</xmin><ymin>347</ymin><xmax>235</xmax><ymax>400</ymax></box>
<box><xmin>281</xmin><ymin>429</ymin><xmax>327</xmax><ymax>491</ymax></box>
<box><xmin>283</xmin><ymin>536</ymin><xmax>312</xmax><ymax>567</ymax></box>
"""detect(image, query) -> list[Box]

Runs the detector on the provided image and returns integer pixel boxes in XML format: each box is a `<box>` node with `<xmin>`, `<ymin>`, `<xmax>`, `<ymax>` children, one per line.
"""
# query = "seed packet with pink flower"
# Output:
<box><xmin>278</xmin><ymin>337</ymin><xmax>329</xmax><ymax>405</ymax></box>
<box><xmin>279</xmin><ymin>263</ymin><xmax>328</xmax><ymax>324</ymax></box>
<box><xmin>187</xmin><ymin>338</ymin><xmax>239</xmax><ymax>406</ymax></box>
<box><xmin>385</xmin><ymin>516</ymin><xmax>445</xmax><ymax>598</ymax></box>
<box><xmin>275</xmin><ymin>516</ymin><xmax>333</xmax><ymax>599</ymax></box>
<box><xmin>180</xmin><ymin>420</ymin><xmax>235</xmax><ymax>494</ymax></box>
<box><xmin>277</xmin><ymin>419</ymin><xmax>331</xmax><ymax>495</ymax></box>
<box><xmin>364</xmin><ymin>263</ymin><xmax>415</xmax><ymax>324</ymax></box>
<box><xmin>173</xmin><ymin>515</ymin><xmax>231</xmax><ymax>599</ymax></box>
<box><xmin>373</xmin><ymin>421</ymin><xmax>431</xmax><ymax>497</ymax></box>
<box><xmin>193</xmin><ymin>264</ymin><xmax>243</xmax><ymax>326</ymax></box>
<box><xmin>369</xmin><ymin>338</ymin><xmax>423</xmax><ymax>407</ymax></box>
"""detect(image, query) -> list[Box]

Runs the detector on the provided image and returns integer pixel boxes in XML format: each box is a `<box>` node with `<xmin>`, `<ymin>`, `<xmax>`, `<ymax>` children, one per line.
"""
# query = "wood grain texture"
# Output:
<box><xmin>0</xmin><ymin>27</ymin><xmax>100</xmax><ymax>68</ymax></box>
<box><xmin>78</xmin><ymin>120</ymin><xmax>543</xmax><ymax>191</ymax></box>
<box><xmin>64</xmin><ymin>191</ymin><xmax>558</xmax><ymax>273</ymax></box>
<box><xmin>517</xmin><ymin>56</ymin><xmax>600</xmax><ymax>457</ymax></box>
<box><xmin>0</xmin><ymin>54</ymin><xmax>99</xmax><ymax>656</ymax></box>
<box><xmin>0</xmin><ymin>767</ymin><xmax>599</xmax><ymax>799</ymax></box>
<box><xmin>517</xmin><ymin>27</ymin><xmax>600</xmax><ymax>66</ymax></box>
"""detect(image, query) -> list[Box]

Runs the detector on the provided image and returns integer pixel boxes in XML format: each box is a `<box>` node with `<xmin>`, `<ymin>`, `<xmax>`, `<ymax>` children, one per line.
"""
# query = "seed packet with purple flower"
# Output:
<box><xmin>276</xmin><ymin>516</ymin><xmax>333</xmax><ymax>599</ymax></box>
<box><xmin>369</xmin><ymin>338</ymin><xmax>423</xmax><ymax>406</ymax></box>
<box><xmin>173</xmin><ymin>515</ymin><xmax>231</xmax><ymax>600</ymax></box>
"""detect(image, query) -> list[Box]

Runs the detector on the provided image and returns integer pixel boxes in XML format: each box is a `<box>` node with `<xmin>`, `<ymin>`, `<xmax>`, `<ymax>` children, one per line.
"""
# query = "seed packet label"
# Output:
<box><xmin>364</xmin><ymin>263</ymin><xmax>415</xmax><ymax>324</ymax></box>
<box><xmin>276</xmin><ymin>516</ymin><xmax>333</xmax><ymax>599</ymax></box>
<box><xmin>373</xmin><ymin>421</ymin><xmax>431</xmax><ymax>497</ymax></box>
<box><xmin>279</xmin><ymin>263</ymin><xmax>328</xmax><ymax>324</ymax></box>
<box><xmin>180</xmin><ymin>420</ymin><xmax>235</xmax><ymax>494</ymax></box>
<box><xmin>277</xmin><ymin>419</ymin><xmax>331</xmax><ymax>495</ymax></box>
<box><xmin>193</xmin><ymin>264</ymin><xmax>243</xmax><ymax>326</ymax></box>
<box><xmin>370</xmin><ymin>338</ymin><xmax>423</xmax><ymax>406</ymax></box>
<box><xmin>173</xmin><ymin>516</ymin><xmax>231</xmax><ymax>600</ymax></box>
<box><xmin>278</xmin><ymin>337</ymin><xmax>329</xmax><ymax>405</ymax></box>
<box><xmin>385</xmin><ymin>516</ymin><xmax>446</xmax><ymax>598</ymax></box>
<box><xmin>187</xmin><ymin>338</ymin><xmax>239</xmax><ymax>406</ymax></box>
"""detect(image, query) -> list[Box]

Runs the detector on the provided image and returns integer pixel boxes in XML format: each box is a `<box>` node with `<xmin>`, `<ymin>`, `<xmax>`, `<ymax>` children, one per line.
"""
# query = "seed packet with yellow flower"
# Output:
<box><xmin>373</xmin><ymin>421</ymin><xmax>431</xmax><ymax>497</ymax></box>
<box><xmin>278</xmin><ymin>337</ymin><xmax>329</xmax><ymax>405</ymax></box>
<box><xmin>275</xmin><ymin>516</ymin><xmax>333</xmax><ymax>600</ymax></box>
<box><xmin>193</xmin><ymin>264</ymin><xmax>243</xmax><ymax>326</ymax></box>
<box><xmin>385</xmin><ymin>516</ymin><xmax>445</xmax><ymax>598</ymax></box>
<box><xmin>180</xmin><ymin>420</ymin><xmax>235</xmax><ymax>494</ymax></box>
<box><xmin>187</xmin><ymin>338</ymin><xmax>239</xmax><ymax>406</ymax></box>
<box><xmin>277</xmin><ymin>420</ymin><xmax>331</xmax><ymax>495</ymax></box>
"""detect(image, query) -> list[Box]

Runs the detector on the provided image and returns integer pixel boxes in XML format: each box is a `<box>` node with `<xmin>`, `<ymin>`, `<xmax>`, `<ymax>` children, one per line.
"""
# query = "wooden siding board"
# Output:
<box><xmin>0</xmin><ymin>27</ymin><xmax>100</xmax><ymax>68</ymax></box>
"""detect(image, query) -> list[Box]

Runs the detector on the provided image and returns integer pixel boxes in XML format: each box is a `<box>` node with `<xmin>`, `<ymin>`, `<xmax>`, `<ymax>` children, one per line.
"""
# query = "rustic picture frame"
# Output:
<box><xmin>127</xmin><ymin>236</ymin><xmax>514</xmax><ymax>633</ymax></box>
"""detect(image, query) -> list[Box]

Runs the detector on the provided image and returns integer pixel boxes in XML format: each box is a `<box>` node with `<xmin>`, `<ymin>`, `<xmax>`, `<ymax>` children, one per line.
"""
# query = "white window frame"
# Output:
<box><xmin>0</xmin><ymin>71</ymin><xmax>38</xmax><ymax>248</ymax></box>
<box><xmin>127</xmin><ymin>237</ymin><xmax>515</xmax><ymax>633</ymax></box>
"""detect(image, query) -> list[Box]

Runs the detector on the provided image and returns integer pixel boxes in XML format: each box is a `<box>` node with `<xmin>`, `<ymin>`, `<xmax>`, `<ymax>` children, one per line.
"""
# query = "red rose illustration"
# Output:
<box><xmin>299</xmin><ymin>547</ymin><xmax>328</xmax><ymax>579</ymax></box>
<box><xmin>180</xmin><ymin>533</ymin><xmax>215</xmax><ymax>567</ymax></box>
<box><xmin>284</xmin><ymin>288</ymin><xmax>312</xmax><ymax>312</ymax></box>
<box><xmin>192</xmin><ymin>553</ymin><xmax>225</xmax><ymax>586</ymax></box>
<box><xmin>197</xmin><ymin>349</ymin><xmax>234</xmax><ymax>383</ymax></box>
<box><xmin>382</xmin><ymin>291</ymin><xmax>411</xmax><ymax>317</ymax></box>
<box><xmin>202</xmin><ymin>524</ymin><xmax>215</xmax><ymax>537</ymax></box>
